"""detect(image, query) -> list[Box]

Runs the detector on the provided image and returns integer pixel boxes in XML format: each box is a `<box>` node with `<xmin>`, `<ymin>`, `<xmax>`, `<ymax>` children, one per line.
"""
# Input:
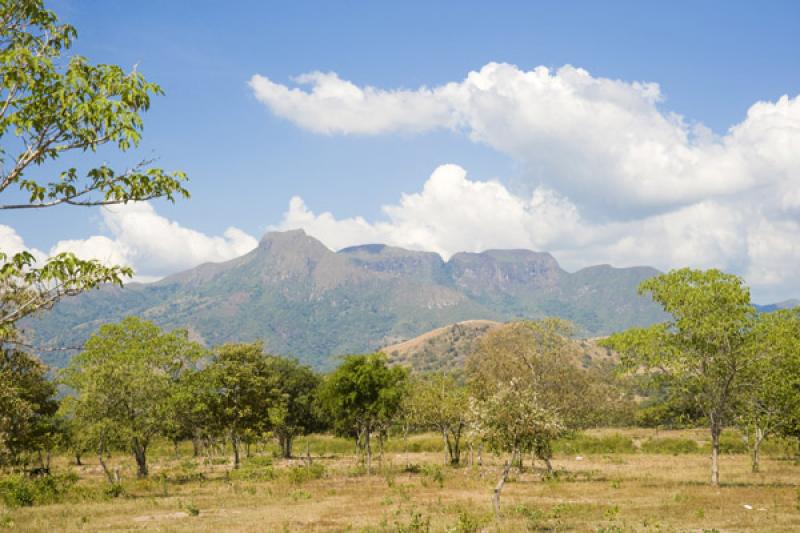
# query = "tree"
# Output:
<box><xmin>738</xmin><ymin>308</ymin><xmax>800</xmax><ymax>472</ymax></box>
<box><xmin>604</xmin><ymin>268</ymin><xmax>756</xmax><ymax>486</ymax></box>
<box><xmin>0</xmin><ymin>347</ymin><xmax>58</xmax><ymax>468</ymax></box>
<box><xmin>265</xmin><ymin>355</ymin><xmax>321</xmax><ymax>459</ymax></box>
<box><xmin>468</xmin><ymin>379</ymin><xmax>563</xmax><ymax>518</ymax></box>
<box><xmin>201</xmin><ymin>342</ymin><xmax>279</xmax><ymax>468</ymax></box>
<box><xmin>408</xmin><ymin>372</ymin><xmax>469</xmax><ymax>465</ymax></box>
<box><xmin>62</xmin><ymin>317</ymin><xmax>203</xmax><ymax>478</ymax></box>
<box><xmin>316</xmin><ymin>353</ymin><xmax>407</xmax><ymax>474</ymax></box>
<box><xmin>0</xmin><ymin>0</ymin><xmax>188</xmax><ymax>342</ymax></box>
<box><xmin>467</xmin><ymin>319</ymin><xmax>597</xmax><ymax>468</ymax></box>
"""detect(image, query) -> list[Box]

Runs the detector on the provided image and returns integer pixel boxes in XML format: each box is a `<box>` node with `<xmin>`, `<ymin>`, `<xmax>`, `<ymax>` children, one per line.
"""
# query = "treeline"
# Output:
<box><xmin>1</xmin><ymin>268</ymin><xmax>799</xmax><ymax>494</ymax></box>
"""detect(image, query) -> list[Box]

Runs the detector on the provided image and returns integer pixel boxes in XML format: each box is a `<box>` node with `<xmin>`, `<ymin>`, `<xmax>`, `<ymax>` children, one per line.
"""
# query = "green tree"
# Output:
<box><xmin>0</xmin><ymin>348</ymin><xmax>58</xmax><ymax>468</ymax></box>
<box><xmin>316</xmin><ymin>353</ymin><xmax>407</xmax><ymax>474</ymax></box>
<box><xmin>738</xmin><ymin>308</ymin><xmax>800</xmax><ymax>472</ymax></box>
<box><xmin>62</xmin><ymin>317</ymin><xmax>203</xmax><ymax>478</ymax></box>
<box><xmin>0</xmin><ymin>0</ymin><xmax>188</xmax><ymax>342</ymax></box>
<box><xmin>603</xmin><ymin>268</ymin><xmax>756</xmax><ymax>486</ymax></box>
<box><xmin>266</xmin><ymin>355</ymin><xmax>321</xmax><ymax>459</ymax></box>
<box><xmin>468</xmin><ymin>378</ymin><xmax>563</xmax><ymax>518</ymax></box>
<box><xmin>201</xmin><ymin>342</ymin><xmax>279</xmax><ymax>468</ymax></box>
<box><xmin>408</xmin><ymin>372</ymin><xmax>469</xmax><ymax>465</ymax></box>
<box><xmin>467</xmin><ymin>319</ymin><xmax>597</xmax><ymax>469</ymax></box>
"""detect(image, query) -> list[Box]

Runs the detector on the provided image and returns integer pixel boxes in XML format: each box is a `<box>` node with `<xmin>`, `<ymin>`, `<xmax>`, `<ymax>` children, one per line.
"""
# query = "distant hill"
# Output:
<box><xmin>756</xmin><ymin>299</ymin><xmax>800</xmax><ymax>313</ymax></box>
<box><xmin>24</xmin><ymin>230</ymin><xmax>669</xmax><ymax>370</ymax></box>
<box><xmin>384</xmin><ymin>320</ymin><xmax>502</xmax><ymax>372</ymax></box>
<box><xmin>383</xmin><ymin>320</ymin><xmax>618</xmax><ymax>373</ymax></box>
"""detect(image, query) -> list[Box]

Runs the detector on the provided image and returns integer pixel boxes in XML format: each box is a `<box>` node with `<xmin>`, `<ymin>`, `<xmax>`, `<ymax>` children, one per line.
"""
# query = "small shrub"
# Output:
<box><xmin>421</xmin><ymin>464</ymin><xmax>444</xmax><ymax>488</ymax></box>
<box><xmin>403</xmin><ymin>463</ymin><xmax>422</xmax><ymax>474</ymax></box>
<box><xmin>186</xmin><ymin>502</ymin><xmax>200</xmax><ymax>516</ymax></box>
<box><xmin>395</xmin><ymin>509</ymin><xmax>430</xmax><ymax>533</ymax></box>
<box><xmin>0</xmin><ymin>473</ymin><xmax>78</xmax><ymax>507</ymax></box>
<box><xmin>718</xmin><ymin>434</ymin><xmax>748</xmax><ymax>454</ymax></box>
<box><xmin>554</xmin><ymin>433</ymin><xmax>635</xmax><ymax>455</ymax></box>
<box><xmin>229</xmin><ymin>463</ymin><xmax>276</xmax><ymax>482</ymax></box>
<box><xmin>453</xmin><ymin>509</ymin><xmax>488</xmax><ymax>533</ymax></box>
<box><xmin>640</xmin><ymin>437</ymin><xmax>700</xmax><ymax>455</ymax></box>
<box><xmin>287</xmin><ymin>463</ymin><xmax>326</xmax><ymax>484</ymax></box>
<box><xmin>289</xmin><ymin>489</ymin><xmax>312</xmax><ymax>501</ymax></box>
<box><xmin>104</xmin><ymin>483</ymin><xmax>125</xmax><ymax>499</ymax></box>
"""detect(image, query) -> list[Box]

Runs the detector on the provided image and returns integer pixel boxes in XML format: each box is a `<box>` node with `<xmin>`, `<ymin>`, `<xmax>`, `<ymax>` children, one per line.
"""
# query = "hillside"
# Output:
<box><xmin>24</xmin><ymin>230</ymin><xmax>667</xmax><ymax>370</ymax></box>
<box><xmin>384</xmin><ymin>320</ymin><xmax>617</xmax><ymax>373</ymax></box>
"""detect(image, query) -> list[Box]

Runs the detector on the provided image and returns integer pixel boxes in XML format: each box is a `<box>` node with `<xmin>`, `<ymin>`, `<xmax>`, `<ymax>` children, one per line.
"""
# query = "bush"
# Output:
<box><xmin>229</xmin><ymin>463</ymin><xmax>276</xmax><ymax>482</ymax></box>
<box><xmin>554</xmin><ymin>433</ymin><xmax>636</xmax><ymax>455</ymax></box>
<box><xmin>0</xmin><ymin>473</ymin><xmax>78</xmax><ymax>507</ymax></box>
<box><xmin>287</xmin><ymin>463</ymin><xmax>326</xmax><ymax>484</ymax></box>
<box><xmin>718</xmin><ymin>434</ymin><xmax>748</xmax><ymax>454</ymax></box>
<box><xmin>640</xmin><ymin>438</ymin><xmax>700</xmax><ymax>455</ymax></box>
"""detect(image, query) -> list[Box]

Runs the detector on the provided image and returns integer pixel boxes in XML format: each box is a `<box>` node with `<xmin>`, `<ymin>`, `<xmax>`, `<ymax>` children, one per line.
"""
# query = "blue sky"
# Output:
<box><xmin>3</xmin><ymin>1</ymin><xmax>800</xmax><ymax>302</ymax></box>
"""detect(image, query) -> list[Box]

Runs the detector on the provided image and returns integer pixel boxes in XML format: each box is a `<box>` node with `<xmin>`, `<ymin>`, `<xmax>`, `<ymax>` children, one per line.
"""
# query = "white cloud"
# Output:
<box><xmin>251</xmin><ymin>63</ymin><xmax>800</xmax><ymax>218</ymax></box>
<box><xmin>48</xmin><ymin>203</ymin><xmax>258</xmax><ymax>280</ymax></box>
<box><xmin>273</xmin><ymin>164</ymin><xmax>800</xmax><ymax>303</ymax></box>
<box><xmin>0</xmin><ymin>225</ymin><xmax>46</xmax><ymax>261</ymax></box>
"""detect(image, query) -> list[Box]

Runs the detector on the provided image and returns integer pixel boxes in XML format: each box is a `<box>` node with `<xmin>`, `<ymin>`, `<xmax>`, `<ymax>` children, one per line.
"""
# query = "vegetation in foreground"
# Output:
<box><xmin>2</xmin><ymin>429</ymin><xmax>800</xmax><ymax>532</ymax></box>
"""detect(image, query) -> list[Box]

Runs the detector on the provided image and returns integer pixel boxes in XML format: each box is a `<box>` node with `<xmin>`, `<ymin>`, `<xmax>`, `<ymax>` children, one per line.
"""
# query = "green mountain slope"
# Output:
<box><xmin>24</xmin><ymin>230</ymin><xmax>667</xmax><ymax>369</ymax></box>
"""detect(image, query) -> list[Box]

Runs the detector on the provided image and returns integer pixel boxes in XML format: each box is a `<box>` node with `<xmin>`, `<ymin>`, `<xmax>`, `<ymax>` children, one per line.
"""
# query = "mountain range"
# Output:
<box><xmin>25</xmin><ymin>229</ymin><xmax>671</xmax><ymax>369</ymax></box>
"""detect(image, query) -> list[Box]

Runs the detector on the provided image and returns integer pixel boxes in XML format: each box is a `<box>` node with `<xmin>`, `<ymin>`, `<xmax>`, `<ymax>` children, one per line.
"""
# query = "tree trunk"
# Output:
<box><xmin>280</xmin><ymin>435</ymin><xmax>294</xmax><ymax>459</ymax></box>
<box><xmin>710</xmin><ymin>414</ymin><xmax>721</xmax><ymax>486</ymax></box>
<box><xmin>365</xmin><ymin>429</ymin><xmax>372</xmax><ymax>475</ymax></box>
<box><xmin>75</xmin><ymin>451</ymin><xmax>82</xmax><ymax>466</ymax></box>
<box><xmin>492</xmin><ymin>460</ymin><xmax>511</xmax><ymax>519</ymax></box>
<box><xmin>751</xmin><ymin>426</ymin><xmax>764</xmax><ymax>473</ymax></box>
<box><xmin>403</xmin><ymin>424</ymin><xmax>410</xmax><ymax>469</ymax></box>
<box><xmin>132</xmin><ymin>440</ymin><xmax>148</xmax><ymax>478</ymax></box>
<box><xmin>232</xmin><ymin>433</ymin><xmax>241</xmax><ymax>469</ymax></box>
<box><xmin>192</xmin><ymin>437</ymin><xmax>200</xmax><ymax>457</ymax></box>
<box><xmin>173</xmin><ymin>440</ymin><xmax>180</xmax><ymax>459</ymax></box>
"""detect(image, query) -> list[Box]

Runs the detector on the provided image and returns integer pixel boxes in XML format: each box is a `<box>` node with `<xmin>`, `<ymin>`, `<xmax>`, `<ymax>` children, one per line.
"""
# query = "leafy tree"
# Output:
<box><xmin>62</xmin><ymin>317</ymin><xmax>203</xmax><ymax>478</ymax></box>
<box><xmin>738</xmin><ymin>308</ymin><xmax>800</xmax><ymax>472</ymax></box>
<box><xmin>408</xmin><ymin>372</ymin><xmax>469</xmax><ymax>465</ymax></box>
<box><xmin>265</xmin><ymin>355</ymin><xmax>321</xmax><ymax>458</ymax></box>
<box><xmin>0</xmin><ymin>348</ymin><xmax>58</xmax><ymax>468</ymax></box>
<box><xmin>467</xmin><ymin>319</ymin><xmax>598</xmax><ymax>467</ymax></box>
<box><xmin>468</xmin><ymin>378</ymin><xmax>563</xmax><ymax>518</ymax></box>
<box><xmin>604</xmin><ymin>268</ymin><xmax>756</xmax><ymax>486</ymax></box>
<box><xmin>0</xmin><ymin>0</ymin><xmax>188</xmax><ymax>342</ymax></box>
<box><xmin>200</xmin><ymin>342</ymin><xmax>280</xmax><ymax>468</ymax></box>
<box><xmin>316</xmin><ymin>353</ymin><xmax>407</xmax><ymax>474</ymax></box>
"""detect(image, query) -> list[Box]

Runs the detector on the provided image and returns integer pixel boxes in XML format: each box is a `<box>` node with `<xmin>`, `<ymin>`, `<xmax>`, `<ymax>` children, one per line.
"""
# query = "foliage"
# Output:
<box><xmin>265</xmin><ymin>355</ymin><xmax>322</xmax><ymax>458</ymax></box>
<box><xmin>737</xmin><ymin>308</ymin><xmax>800</xmax><ymax>471</ymax></box>
<box><xmin>316</xmin><ymin>353</ymin><xmax>407</xmax><ymax>472</ymax></box>
<box><xmin>0</xmin><ymin>472</ymin><xmax>77</xmax><ymax>507</ymax></box>
<box><xmin>61</xmin><ymin>317</ymin><xmax>204</xmax><ymax>478</ymax></box>
<box><xmin>0</xmin><ymin>348</ymin><xmax>58</xmax><ymax>466</ymax></box>
<box><xmin>0</xmin><ymin>0</ymin><xmax>188</xmax><ymax>341</ymax></box>
<box><xmin>469</xmin><ymin>378</ymin><xmax>564</xmax><ymax>458</ymax></box>
<box><xmin>406</xmin><ymin>372</ymin><xmax>469</xmax><ymax>464</ymax></box>
<box><xmin>604</xmin><ymin>268</ymin><xmax>757</xmax><ymax>485</ymax></box>
<box><xmin>195</xmin><ymin>342</ymin><xmax>281</xmax><ymax>467</ymax></box>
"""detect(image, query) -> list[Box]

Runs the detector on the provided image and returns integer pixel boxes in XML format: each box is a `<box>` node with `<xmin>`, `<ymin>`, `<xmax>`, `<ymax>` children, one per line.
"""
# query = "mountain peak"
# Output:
<box><xmin>259</xmin><ymin>228</ymin><xmax>309</xmax><ymax>245</ymax></box>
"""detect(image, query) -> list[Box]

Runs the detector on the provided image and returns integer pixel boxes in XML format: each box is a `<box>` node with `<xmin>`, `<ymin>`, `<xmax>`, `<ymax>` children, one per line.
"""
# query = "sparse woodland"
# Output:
<box><xmin>2</xmin><ymin>1</ymin><xmax>800</xmax><ymax>531</ymax></box>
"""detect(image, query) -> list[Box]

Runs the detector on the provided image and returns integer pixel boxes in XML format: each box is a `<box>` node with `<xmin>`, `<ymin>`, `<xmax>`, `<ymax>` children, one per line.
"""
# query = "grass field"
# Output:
<box><xmin>2</xmin><ymin>428</ymin><xmax>799</xmax><ymax>532</ymax></box>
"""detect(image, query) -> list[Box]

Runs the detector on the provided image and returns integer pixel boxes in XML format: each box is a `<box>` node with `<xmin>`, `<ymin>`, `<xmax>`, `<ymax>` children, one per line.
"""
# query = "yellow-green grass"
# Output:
<box><xmin>2</xmin><ymin>429</ymin><xmax>799</xmax><ymax>532</ymax></box>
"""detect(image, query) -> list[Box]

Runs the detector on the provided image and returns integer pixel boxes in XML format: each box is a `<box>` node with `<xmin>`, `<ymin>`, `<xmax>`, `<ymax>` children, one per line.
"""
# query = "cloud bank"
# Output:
<box><xmin>251</xmin><ymin>63</ymin><xmax>800</xmax><ymax>216</ymax></box>
<box><xmin>253</xmin><ymin>63</ymin><xmax>800</xmax><ymax>301</ymax></box>
<box><xmin>4</xmin><ymin>203</ymin><xmax>258</xmax><ymax>282</ymax></box>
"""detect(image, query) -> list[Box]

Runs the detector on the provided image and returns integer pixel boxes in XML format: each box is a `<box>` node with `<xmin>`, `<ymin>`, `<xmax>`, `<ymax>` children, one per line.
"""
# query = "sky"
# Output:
<box><xmin>2</xmin><ymin>0</ymin><xmax>800</xmax><ymax>302</ymax></box>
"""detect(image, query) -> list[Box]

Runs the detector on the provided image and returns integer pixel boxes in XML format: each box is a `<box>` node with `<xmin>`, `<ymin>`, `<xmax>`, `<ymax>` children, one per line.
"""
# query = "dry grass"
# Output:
<box><xmin>2</xmin><ymin>429</ymin><xmax>800</xmax><ymax>532</ymax></box>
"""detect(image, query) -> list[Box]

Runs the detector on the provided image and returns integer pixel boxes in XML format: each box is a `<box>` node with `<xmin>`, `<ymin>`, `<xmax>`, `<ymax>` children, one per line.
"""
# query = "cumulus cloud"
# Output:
<box><xmin>251</xmin><ymin>63</ymin><xmax>800</xmax><ymax>218</ymax></box>
<box><xmin>47</xmin><ymin>203</ymin><xmax>258</xmax><ymax>281</ymax></box>
<box><xmin>272</xmin><ymin>164</ymin><xmax>800</xmax><ymax>302</ymax></box>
